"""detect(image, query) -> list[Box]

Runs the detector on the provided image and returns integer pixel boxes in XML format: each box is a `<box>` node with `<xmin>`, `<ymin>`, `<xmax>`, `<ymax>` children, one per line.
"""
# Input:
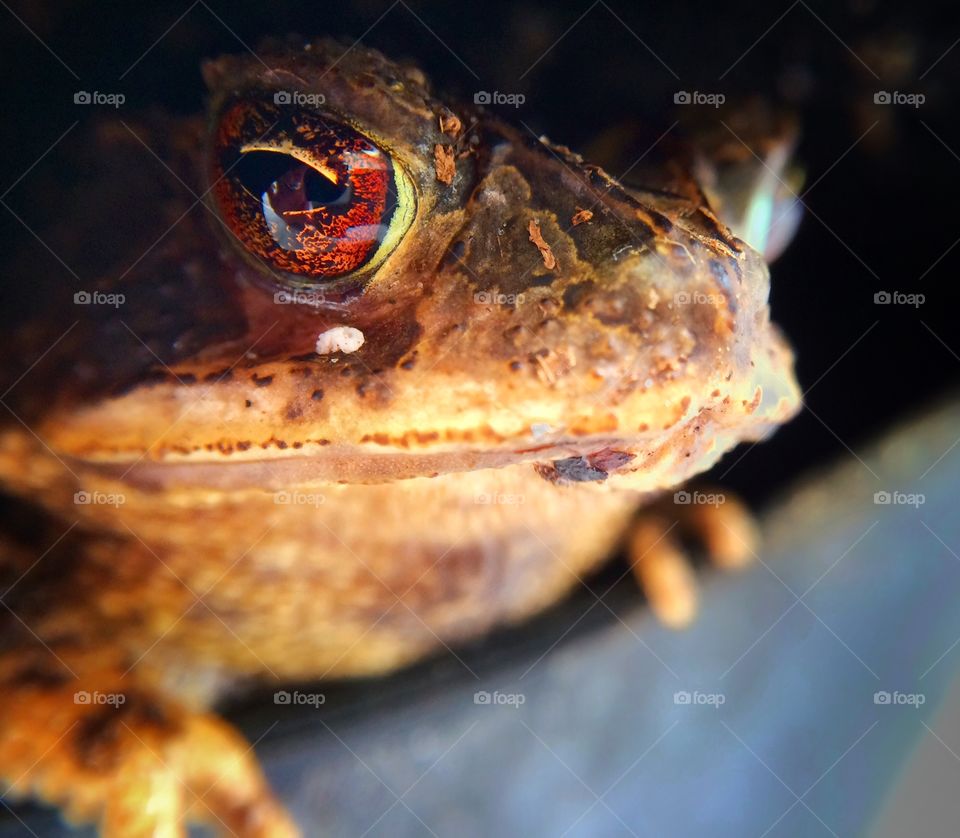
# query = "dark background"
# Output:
<box><xmin>2</xmin><ymin>0</ymin><xmax>958</xmax><ymax>506</ymax></box>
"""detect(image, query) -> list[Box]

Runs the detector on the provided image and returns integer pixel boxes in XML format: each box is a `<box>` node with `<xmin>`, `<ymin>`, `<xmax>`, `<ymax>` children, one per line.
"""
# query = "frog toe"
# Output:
<box><xmin>627</xmin><ymin>487</ymin><xmax>759</xmax><ymax>627</ymax></box>
<box><xmin>0</xmin><ymin>649</ymin><xmax>299</xmax><ymax>838</ymax></box>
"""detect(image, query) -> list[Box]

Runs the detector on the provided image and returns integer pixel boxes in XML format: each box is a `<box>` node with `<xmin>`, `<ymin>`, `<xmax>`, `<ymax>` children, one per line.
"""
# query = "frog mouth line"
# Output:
<box><xmin>69</xmin><ymin>400</ymin><xmax>795</xmax><ymax>491</ymax></box>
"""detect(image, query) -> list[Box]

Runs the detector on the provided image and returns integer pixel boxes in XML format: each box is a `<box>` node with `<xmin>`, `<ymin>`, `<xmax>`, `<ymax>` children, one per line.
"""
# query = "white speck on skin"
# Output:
<box><xmin>530</xmin><ymin>423</ymin><xmax>554</xmax><ymax>440</ymax></box>
<box><xmin>315</xmin><ymin>326</ymin><xmax>365</xmax><ymax>355</ymax></box>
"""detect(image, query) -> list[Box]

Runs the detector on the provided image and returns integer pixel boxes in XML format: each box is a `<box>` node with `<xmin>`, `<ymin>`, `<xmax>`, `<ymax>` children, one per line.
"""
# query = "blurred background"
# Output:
<box><xmin>1</xmin><ymin>0</ymin><xmax>959</xmax><ymax>835</ymax></box>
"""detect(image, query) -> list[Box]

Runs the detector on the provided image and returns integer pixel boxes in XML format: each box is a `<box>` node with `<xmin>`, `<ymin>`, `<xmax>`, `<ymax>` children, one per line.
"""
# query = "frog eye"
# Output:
<box><xmin>211</xmin><ymin>98</ymin><xmax>416</xmax><ymax>284</ymax></box>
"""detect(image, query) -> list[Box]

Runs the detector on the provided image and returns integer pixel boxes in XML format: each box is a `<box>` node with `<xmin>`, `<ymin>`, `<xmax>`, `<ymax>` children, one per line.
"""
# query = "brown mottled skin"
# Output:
<box><xmin>0</xmin><ymin>38</ymin><xmax>800</xmax><ymax>836</ymax></box>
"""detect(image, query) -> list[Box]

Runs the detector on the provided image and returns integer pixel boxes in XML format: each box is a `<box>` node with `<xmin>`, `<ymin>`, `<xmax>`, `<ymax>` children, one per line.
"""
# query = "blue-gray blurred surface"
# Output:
<box><xmin>5</xmin><ymin>398</ymin><xmax>960</xmax><ymax>837</ymax></box>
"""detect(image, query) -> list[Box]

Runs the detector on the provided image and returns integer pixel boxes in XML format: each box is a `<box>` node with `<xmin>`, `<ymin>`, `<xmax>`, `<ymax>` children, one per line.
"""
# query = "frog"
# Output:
<box><xmin>0</xmin><ymin>36</ymin><xmax>801</xmax><ymax>837</ymax></box>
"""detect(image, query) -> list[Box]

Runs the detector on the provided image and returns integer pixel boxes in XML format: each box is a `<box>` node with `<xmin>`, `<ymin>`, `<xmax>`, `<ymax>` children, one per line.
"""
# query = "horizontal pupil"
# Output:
<box><xmin>233</xmin><ymin>151</ymin><xmax>345</xmax><ymax>212</ymax></box>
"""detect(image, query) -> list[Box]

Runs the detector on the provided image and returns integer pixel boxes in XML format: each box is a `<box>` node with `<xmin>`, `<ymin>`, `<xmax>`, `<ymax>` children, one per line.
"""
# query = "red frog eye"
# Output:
<box><xmin>211</xmin><ymin>97</ymin><xmax>415</xmax><ymax>282</ymax></box>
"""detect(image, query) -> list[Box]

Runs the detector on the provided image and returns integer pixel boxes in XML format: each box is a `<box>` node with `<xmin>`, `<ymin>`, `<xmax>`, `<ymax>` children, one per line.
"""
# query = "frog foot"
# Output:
<box><xmin>627</xmin><ymin>487</ymin><xmax>758</xmax><ymax>628</ymax></box>
<box><xmin>0</xmin><ymin>653</ymin><xmax>299</xmax><ymax>837</ymax></box>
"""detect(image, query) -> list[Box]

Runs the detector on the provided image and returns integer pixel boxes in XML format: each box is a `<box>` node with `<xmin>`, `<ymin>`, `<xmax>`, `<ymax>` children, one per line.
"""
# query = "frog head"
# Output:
<box><xmin>4</xmin><ymin>38</ymin><xmax>800</xmax><ymax>493</ymax></box>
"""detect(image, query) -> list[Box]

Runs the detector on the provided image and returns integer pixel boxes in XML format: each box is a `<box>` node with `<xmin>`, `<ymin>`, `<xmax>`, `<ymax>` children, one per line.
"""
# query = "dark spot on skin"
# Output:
<box><xmin>535</xmin><ymin>457</ymin><xmax>608</xmax><ymax>484</ymax></box>
<box><xmin>709</xmin><ymin>260</ymin><xmax>737</xmax><ymax>314</ymax></box>
<box><xmin>285</xmin><ymin>404</ymin><xmax>303</xmax><ymax>420</ymax></box>
<box><xmin>277</xmin><ymin>440</ymin><xmax>288</xmax><ymax>449</ymax></box>
<box><xmin>586</xmin><ymin>447</ymin><xmax>636</xmax><ymax>473</ymax></box>
<box><xmin>362</xmin><ymin>433</ymin><xmax>391</xmax><ymax>445</ymax></box>
<box><xmin>73</xmin><ymin>690</ymin><xmax>178</xmax><ymax>771</ymax></box>
<box><xmin>252</xmin><ymin>373</ymin><xmax>273</xmax><ymax>387</ymax></box>
<box><xmin>244</xmin><ymin>399</ymin><xmax>252</xmax><ymax>408</ymax></box>
<box><xmin>563</xmin><ymin>280</ymin><xmax>595</xmax><ymax>310</ymax></box>
<box><xmin>4</xmin><ymin>662</ymin><xmax>72</xmax><ymax>689</ymax></box>
<box><xmin>438</xmin><ymin>323</ymin><xmax>464</xmax><ymax>340</ymax></box>
<box><xmin>509</xmin><ymin>360</ymin><xmax>523</xmax><ymax>371</ymax></box>
<box><xmin>340</xmin><ymin>367</ymin><xmax>353</xmax><ymax>377</ymax></box>
<box><xmin>311</xmin><ymin>389</ymin><xmax>324</xmax><ymax>401</ymax></box>
<box><xmin>502</xmin><ymin>325</ymin><xmax>524</xmax><ymax>348</ymax></box>
<box><xmin>535</xmin><ymin>447</ymin><xmax>636</xmax><ymax>485</ymax></box>
<box><xmin>204</xmin><ymin>368</ymin><xmax>232</xmax><ymax>383</ymax></box>
<box><xmin>289</xmin><ymin>353</ymin><xmax>320</xmax><ymax>363</ymax></box>
<box><xmin>236</xmin><ymin>441</ymin><xmax>251</xmax><ymax>451</ymax></box>
<box><xmin>293</xmin><ymin>441</ymin><xmax>303</xmax><ymax>449</ymax></box>
<box><xmin>400</xmin><ymin>352</ymin><xmax>417</xmax><ymax>370</ymax></box>
<box><xmin>178</xmin><ymin>373</ymin><xmax>197</xmax><ymax>385</ymax></box>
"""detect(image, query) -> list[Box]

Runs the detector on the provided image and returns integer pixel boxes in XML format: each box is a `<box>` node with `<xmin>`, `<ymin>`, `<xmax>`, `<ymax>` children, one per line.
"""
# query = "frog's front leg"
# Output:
<box><xmin>628</xmin><ymin>488</ymin><xmax>758</xmax><ymax>628</ymax></box>
<box><xmin>0</xmin><ymin>639</ymin><xmax>298</xmax><ymax>837</ymax></box>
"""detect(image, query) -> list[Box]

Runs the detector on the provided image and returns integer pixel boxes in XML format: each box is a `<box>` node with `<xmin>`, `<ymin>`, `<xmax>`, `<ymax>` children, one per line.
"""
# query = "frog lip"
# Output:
<box><xmin>66</xmin><ymin>379</ymin><xmax>799</xmax><ymax>492</ymax></box>
<box><xmin>49</xmin><ymin>314</ymin><xmax>801</xmax><ymax>491</ymax></box>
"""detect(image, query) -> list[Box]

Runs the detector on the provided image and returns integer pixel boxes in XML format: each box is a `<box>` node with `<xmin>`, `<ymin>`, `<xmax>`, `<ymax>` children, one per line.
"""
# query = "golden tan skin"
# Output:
<box><xmin>0</xmin><ymin>38</ymin><xmax>800</xmax><ymax>836</ymax></box>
